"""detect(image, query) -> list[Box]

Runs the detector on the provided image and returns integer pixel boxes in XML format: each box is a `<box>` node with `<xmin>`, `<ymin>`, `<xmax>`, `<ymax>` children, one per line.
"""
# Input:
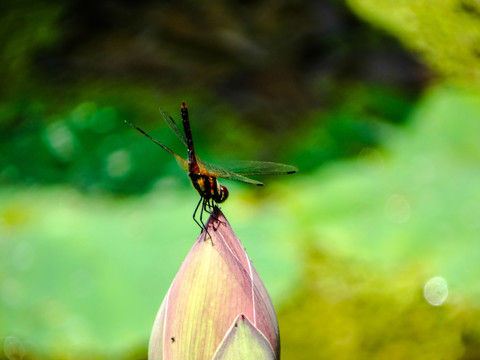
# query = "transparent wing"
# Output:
<box><xmin>159</xmin><ymin>108</ymin><xmax>188</xmax><ymax>147</ymax></box>
<box><xmin>197</xmin><ymin>158</ymin><xmax>265</xmax><ymax>186</ymax></box>
<box><xmin>125</xmin><ymin>120</ymin><xmax>188</xmax><ymax>170</ymax></box>
<box><xmin>219</xmin><ymin>160</ymin><xmax>298</xmax><ymax>176</ymax></box>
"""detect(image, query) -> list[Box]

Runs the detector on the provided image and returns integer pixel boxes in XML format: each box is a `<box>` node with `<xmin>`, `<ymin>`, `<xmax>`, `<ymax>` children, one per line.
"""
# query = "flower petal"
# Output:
<box><xmin>212</xmin><ymin>314</ymin><xmax>277</xmax><ymax>360</ymax></box>
<box><xmin>148</xmin><ymin>287</ymin><xmax>168</xmax><ymax>359</ymax></box>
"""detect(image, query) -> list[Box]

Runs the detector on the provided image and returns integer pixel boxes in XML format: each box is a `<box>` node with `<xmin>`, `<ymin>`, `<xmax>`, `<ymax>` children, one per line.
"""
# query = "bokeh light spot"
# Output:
<box><xmin>70</xmin><ymin>102</ymin><xmax>97</xmax><ymax>128</ymax></box>
<box><xmin>44</xmin><ymin>121</ymin><xmax>76</xmax><ymax>162</ymax></box>
<box><xmin>3</xmin><ymin>336</ymin><xmax>26</xmax><ymax>360</ymax></box>
<box><xmin>106</xmin><ymin>149</ymin><xmax>132</xmax><ymax>178</ymax></box>
<box><xmin>424</xmin><ymin>277</ymin><xmax>448</xmax><ymax>306</ymax></box>
<box><xmin>385</xmin><ymin>193</ymin><xmax>411</xmax><ymax>223</ymax></box>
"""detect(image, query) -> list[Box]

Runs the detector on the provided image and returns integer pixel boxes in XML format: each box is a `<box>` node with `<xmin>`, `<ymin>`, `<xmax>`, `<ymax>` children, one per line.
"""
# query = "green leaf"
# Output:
<box><xmin>347</xmin><ymin>0</ymin><xmax>480</xmax><ymax>84</ymax></box>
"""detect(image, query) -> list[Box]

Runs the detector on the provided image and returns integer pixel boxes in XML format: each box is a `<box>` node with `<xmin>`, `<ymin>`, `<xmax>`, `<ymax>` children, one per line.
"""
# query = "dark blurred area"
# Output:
<box><xmin>40</xmin><ymin>0</ymin><xmax>425</xmax><ymax>107</ymax></box>
<box><xmin>1</xmin><ymin>0</ymin><xmax>426</xmax><ymax>194</ymax></box>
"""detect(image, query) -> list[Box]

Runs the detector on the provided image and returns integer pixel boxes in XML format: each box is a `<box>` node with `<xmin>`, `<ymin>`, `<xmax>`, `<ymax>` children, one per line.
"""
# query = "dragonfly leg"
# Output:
<box><xmin>203</xmin><ymin>198</ymin><xmax>213</xmax><ymax>215</ymax></box>
<box><xmin>210</xmin><ymin>204</ymin><xmax>225</xmax><ymax>230</ymax></box>
<box><xmin>192</xmin><ymin>197</ymin><xmax>204</xmax><ymax>232</ymax></box>
<box><xmin>200</xmin><ymin>198</ymin><xmax>214</xmax><ymax>244</ymax></box>
<box><xmin>199</xmin><ymin>198</ymin><xmax>206</xmax><ymax>228</ymax></box>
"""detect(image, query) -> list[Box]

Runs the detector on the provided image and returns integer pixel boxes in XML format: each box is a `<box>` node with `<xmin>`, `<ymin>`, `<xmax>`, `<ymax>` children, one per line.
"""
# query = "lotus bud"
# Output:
<box><xmin>148</xmin><ymin>208</ymin><xmax>280</xmax><ymax>359</ymax></box>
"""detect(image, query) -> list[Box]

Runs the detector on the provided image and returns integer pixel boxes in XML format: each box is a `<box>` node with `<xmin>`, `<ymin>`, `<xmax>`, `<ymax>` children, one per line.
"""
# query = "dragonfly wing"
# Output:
<box><xmin>215</xmin><ymin>171</ymin><xmax>265</xmax><ymax>186</ymax></box>
<box><xmin>219</xmin><ymin>172</ymin><xmax>264</xmax><ymax>186</ymax></box>
<box><xmin>154</xmin><ymin>142</ymin><xmax>188</xmax><ymax>170</ymax></box>
<box><xmin>172</xmin><ymin>152</ymin><xmax>188</xmax><ymax>170</ymax></box>
<box><xmin>159</xmin><ymin>108</ymin><xmax>188</xmax><ymax>147</ymax></box>
<box><xmin>197</xmin><ymin>159</ymin><xmax>264</xmax><ymax>186</ymax></box>
<box><xmin>125</xmin><ymin>120</ymin><xmax>188</xmax><ymax>170</ymax></box>
<box><xmin>217</xmin><ymin>160</ymin><xmax>298</xmax><ymax>176</ymax></box>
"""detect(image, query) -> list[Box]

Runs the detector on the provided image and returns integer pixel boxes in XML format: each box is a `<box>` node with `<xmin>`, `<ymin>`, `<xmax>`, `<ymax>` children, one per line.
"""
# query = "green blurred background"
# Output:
<box><xmin>1</xmin><ymin>0</ymin><xmax>480</xmax><ymax>359</ymax></box>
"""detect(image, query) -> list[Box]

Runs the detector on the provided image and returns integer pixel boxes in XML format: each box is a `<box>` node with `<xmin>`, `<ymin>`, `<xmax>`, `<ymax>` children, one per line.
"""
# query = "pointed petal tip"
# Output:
<box><xmin>212</xmin><ymin>314</ymin><xmax>278</xmax><ymax>360</ymax></box>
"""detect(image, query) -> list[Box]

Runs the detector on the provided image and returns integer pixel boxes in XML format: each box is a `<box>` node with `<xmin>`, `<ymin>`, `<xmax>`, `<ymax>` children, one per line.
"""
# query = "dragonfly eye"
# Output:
<box><xmin>215</xmin><ymin>185</ymin><xmax>229</xmax><ymax>204</ymax></box>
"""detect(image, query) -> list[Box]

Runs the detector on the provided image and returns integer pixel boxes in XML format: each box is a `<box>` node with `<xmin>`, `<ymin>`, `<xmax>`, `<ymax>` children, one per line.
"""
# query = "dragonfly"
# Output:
<box><xmin>126</xmin><ymin>102</ymin><xmax>297</xmax><ymax>231</ymax></box>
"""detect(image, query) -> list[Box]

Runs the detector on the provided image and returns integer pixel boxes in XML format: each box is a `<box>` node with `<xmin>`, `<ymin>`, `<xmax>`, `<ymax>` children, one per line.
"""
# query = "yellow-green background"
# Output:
<box><xmin>2</xmin><ymin>1</ymin><xmax>480</xmax><ymax>359</ymax></box>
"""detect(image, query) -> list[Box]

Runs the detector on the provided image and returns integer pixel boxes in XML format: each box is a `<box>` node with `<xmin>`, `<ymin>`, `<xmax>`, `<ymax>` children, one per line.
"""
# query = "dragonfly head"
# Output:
<box><xmin>214</xmin><ymin>185</ymin><xmax>229</xmax><ymax>204</ymax></box>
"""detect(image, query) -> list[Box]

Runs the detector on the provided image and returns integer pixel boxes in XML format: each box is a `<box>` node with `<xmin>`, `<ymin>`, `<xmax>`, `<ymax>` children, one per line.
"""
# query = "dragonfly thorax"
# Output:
<box><xmin>189</xmin><ymin>173</ymin><xmax>229</xmax><ymax>204</ymax></box>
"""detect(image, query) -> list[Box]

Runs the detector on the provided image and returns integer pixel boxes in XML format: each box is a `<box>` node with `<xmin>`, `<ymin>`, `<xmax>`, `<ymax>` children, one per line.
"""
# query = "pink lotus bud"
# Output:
<box><xmin>149</xmin><ymin>209</ymin><xmax>280</xmax><ymax>359</ymax></box>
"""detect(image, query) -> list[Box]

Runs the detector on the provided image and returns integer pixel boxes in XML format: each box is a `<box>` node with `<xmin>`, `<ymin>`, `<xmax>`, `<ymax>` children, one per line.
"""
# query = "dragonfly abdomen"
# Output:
<box><xmin>181</xmin><ymin>102</ymin><xmax>198</xmax><ymax>173</ymax></box>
